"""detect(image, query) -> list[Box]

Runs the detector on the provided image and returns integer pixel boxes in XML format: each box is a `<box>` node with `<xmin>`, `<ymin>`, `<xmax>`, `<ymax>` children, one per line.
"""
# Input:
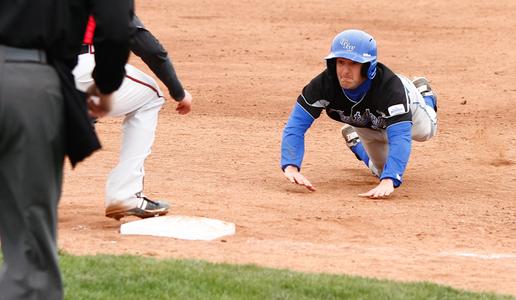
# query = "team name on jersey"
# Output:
<box><xmin>327</xmin><ymin>108</ymin><xmax>386</xmax><ymax>129</ymax></box>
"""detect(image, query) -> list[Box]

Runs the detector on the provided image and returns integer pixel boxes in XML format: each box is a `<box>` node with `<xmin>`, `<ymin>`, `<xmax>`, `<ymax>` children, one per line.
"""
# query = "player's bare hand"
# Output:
<box><xmin>86</xmin><ymin>84</ymin><xmax>113</xmax><ymax>118</ymax></box>
<box><xmin>176</xmin><ymin>90</ymin><xmax>192</xmax><ymax>115</ymax></box>
<box><xmin>358</xmin><ymin>178</ymin><xmax>394</xmax><ymax>199</ymax></box>
<box><xmin>283</xmin><ymin>165</ymin><xmax>316</xmax><ymax>192</ymax></box>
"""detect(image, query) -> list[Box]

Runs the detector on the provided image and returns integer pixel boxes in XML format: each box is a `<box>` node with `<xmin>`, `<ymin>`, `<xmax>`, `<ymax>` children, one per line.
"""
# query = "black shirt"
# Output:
<box><xmin>297</xmin><ymin>62</ymin><xmax>412</xmax><ymax>130</ymax></box>
<box><xmin>0</xmin><ymin>0</ymin><xmax>134</xmax><ymax>93</ymax></box>
<box><xmin>131</xmin><ymin>15</ymin><xmax>186</xmax><ymax>101</ymax></box>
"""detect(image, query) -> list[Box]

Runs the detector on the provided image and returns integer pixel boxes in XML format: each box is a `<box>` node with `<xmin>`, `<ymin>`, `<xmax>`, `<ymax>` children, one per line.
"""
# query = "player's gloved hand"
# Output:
<box><xmin>283</xmin><ymin>165</ymin><xmax>316</xmax><ymax>192</ymax></box>
<box><xmin>86</xmin><ymin>83</ymin><xmax>113</xmax><ymax>118</ymax></box>
<box><xmin>358</xmin><ymin>178</ymin><xmax>394</xmax><ymax>199</ymax></box>
<box><xmin>176</xmin><ymin>89</ymin><xmax>192</xmax><ymax>115</ymax></box>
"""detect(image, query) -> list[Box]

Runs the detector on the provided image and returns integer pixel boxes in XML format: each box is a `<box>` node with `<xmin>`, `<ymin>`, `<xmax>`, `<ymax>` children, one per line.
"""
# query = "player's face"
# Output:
<box><xmin>335</xmin><ymin>58</ymin><xmax>366</xmax><ymax>89</ymax></box>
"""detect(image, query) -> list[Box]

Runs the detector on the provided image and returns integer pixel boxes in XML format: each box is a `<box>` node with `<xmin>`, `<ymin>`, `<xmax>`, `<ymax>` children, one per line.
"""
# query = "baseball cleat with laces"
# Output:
<box><xmin>341</xmin><ymin>124</ymin><xmax>360</xmax><ymax>148</ymax></box>
<box><xmin>105</xmin><ymin>196</ymin><xmax>170</xmax><ymax>221</ymax></box>
<box><xmin>412</xmin><ymin>76</ymin><xmax>437</xmax><ymax>111</ymax></box>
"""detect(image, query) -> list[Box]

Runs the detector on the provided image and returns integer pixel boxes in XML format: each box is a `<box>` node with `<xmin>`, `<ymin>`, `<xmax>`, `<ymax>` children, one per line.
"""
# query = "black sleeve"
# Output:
<box><xmin>130</xmin><ymin>16</ymin><xmax>185</xmax><ymax>101</ymax></box>
<box><xmin>90</xmin><ymin>0</ymin><xmax>134</xmax><ymax>94</ymax></box>
<box><xmin>295</xmin><ymin>71</ymin><xmax>329</xmax><ymax>119</ymax></box>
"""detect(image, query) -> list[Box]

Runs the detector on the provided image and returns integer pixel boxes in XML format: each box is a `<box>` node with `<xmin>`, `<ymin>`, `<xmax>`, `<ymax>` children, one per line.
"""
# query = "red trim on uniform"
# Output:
<box><xmin>83</xmin><ymin>16</ymin><xmax>96</xmax><ymax>45</ymax></box>
<box><xmin>83</xmin><ymin>16</ymin><xmax>158</xmax><ymax>98</ymax></box>
<box><xmin>125</xmin><ymin>74</ymin><xmax>161</xmax><ymax>98</ymax></box>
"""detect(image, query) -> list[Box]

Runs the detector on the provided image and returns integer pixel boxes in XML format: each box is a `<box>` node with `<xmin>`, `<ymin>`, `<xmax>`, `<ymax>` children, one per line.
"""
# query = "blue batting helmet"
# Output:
<box><xmin>325</xmin><ymin>29</ymin><xmax>377</xmax><ymax>79</ymax></box>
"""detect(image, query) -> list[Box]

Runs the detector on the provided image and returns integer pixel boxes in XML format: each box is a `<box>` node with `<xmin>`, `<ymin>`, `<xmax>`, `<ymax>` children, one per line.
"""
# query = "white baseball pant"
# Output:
<box><xmin>73</xmin><ymin>53</ymin><xmax>165</xmax><ymax>208</ymax></box>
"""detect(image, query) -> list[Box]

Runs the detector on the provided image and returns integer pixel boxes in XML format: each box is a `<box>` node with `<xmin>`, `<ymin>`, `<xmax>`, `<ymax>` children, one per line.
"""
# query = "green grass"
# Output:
<box><xmin>1</xmin><ymin>253</ymin><xmax>514</xmax><ymax>299</ymax></box>
<box><xmin>59</xmin><ymin>254</ymin><xmax>514</xmax><ymax>300</ymax></box>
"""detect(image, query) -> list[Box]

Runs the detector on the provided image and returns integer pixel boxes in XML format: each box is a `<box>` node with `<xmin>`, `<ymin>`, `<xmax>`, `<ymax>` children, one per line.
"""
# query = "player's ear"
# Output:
<box><xmin>361</xmin><ymin>63</ymin><xmax>370</xmax><ymax>78</ymax></box>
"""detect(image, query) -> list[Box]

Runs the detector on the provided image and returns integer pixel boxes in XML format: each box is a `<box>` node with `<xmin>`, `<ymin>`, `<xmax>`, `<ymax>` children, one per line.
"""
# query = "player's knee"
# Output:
<box><xmin>412</xmin><ymin>123</ymin><xmax>437</xmax><ymax>141</ymax></box>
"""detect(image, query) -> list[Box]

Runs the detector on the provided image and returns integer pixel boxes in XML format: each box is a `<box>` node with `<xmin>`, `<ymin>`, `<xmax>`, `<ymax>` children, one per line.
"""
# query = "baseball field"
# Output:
<box><xmin>58</xmin><ymin>0</ymin><xmax>516</xmax><ymax>297</ymax></box>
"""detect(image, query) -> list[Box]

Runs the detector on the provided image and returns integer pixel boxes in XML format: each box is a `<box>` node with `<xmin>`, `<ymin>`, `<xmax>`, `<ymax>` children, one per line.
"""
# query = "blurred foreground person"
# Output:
<box><xmin>0</xmin><ymin>0</ymin><xmax>133</xmax><ymax>298</ymax></box>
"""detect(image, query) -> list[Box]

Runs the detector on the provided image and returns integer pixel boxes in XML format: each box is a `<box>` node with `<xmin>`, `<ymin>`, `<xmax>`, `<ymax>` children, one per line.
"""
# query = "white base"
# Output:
<box><xmin>120</xmin><ymin>215</ymin><xmax>236</xmax><ymax>241</ymax></box>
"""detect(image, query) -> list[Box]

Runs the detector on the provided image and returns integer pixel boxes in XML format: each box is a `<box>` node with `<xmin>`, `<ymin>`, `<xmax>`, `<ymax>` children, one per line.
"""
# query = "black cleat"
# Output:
<box><xmin>105</xmin><ymin>196</ymin><xmax>170</xmax><ymax>221</ymax></box>
<box><xmin>341</xmin><ymin>124</ymin><xmax>360</xmax><ymax>148</ymax></box>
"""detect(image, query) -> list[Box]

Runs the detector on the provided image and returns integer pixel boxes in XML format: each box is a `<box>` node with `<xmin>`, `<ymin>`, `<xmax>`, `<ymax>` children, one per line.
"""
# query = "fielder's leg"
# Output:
<box><xmin>73</xmin><ymin>57</ymin><xmax>169</xmax><ymax>220</ymax></box>
<box><xmin>104</xmin><ymin>64</ymin><xmax>168</xmax><ymax>220</ymax></box>
<box><xmin>105</xmin><ymin>97</ymin><xmax>163</xmax><ymax>206</ymax></box>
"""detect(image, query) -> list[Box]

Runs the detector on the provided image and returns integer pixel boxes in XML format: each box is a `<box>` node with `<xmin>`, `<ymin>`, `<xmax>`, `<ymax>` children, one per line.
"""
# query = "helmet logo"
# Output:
<box><xmin>339</xmin><ymin>39</ymin><xmax>355</xmax><ymax>52</ymax></box>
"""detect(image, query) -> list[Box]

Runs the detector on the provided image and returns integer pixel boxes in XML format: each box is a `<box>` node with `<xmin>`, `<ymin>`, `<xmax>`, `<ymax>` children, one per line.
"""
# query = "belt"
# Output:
<box><xmin>79</xmin><ymin>44</ymin><xmax>94</xmax><ymax>55</ymax></box>
<box><xmin>0</xmin><ymin>45</ymin><xmax>47</xmax><ymax>63</ymax></box>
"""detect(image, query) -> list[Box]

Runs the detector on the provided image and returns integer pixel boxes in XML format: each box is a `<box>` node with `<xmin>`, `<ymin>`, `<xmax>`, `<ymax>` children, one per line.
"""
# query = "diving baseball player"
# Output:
<box><xmin>280</xmin><ymin>29</ymin><xmax>437</xmax><ymax>198</ymax></box>
<box><xmin>73</xmin><ymin>16</ymin><xmax>192</xmax><ymax>220</ymax></box>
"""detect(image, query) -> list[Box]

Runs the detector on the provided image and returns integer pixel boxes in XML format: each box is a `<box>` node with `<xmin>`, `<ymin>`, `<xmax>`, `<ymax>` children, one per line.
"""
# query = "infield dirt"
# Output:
<box><xmin>59</xmin><ymin>0</ymin><xmax>516</xmax><ymax>296</ymax></box>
